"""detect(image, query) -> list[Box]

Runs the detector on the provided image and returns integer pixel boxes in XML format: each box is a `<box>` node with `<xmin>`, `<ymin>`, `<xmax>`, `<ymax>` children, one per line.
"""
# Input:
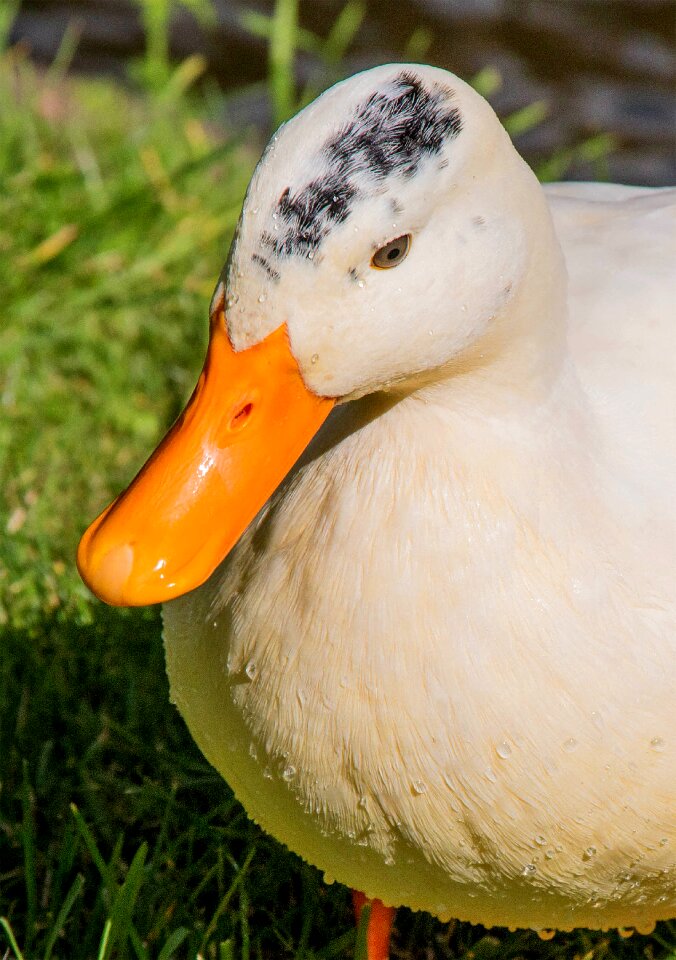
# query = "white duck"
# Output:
<box><xmin>78</xmin><ymin>64</ymin><xmax>676</xmax><ymax>954</ymax></box>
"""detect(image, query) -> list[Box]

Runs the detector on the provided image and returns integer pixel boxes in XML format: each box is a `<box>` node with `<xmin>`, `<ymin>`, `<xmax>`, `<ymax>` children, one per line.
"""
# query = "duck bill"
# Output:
<box><xmin>77</xmin><ymin>308</ymin><xmax>334</xmax><ymax>607</ymax></box>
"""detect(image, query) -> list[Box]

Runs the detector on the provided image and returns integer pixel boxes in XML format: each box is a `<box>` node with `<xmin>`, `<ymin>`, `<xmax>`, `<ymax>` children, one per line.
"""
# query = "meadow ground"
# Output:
<box><xmin>0</xmin><ymin>3</ymin><xmax>674</xmax><ymax>957</ymax></box>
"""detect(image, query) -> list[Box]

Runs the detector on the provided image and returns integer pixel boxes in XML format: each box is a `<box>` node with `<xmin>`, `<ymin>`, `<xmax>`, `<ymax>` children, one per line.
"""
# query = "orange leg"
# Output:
<box><xmin>352</xmin><ymin>890</ymin><xmax>395</xmax><ymax>960</ymax></box>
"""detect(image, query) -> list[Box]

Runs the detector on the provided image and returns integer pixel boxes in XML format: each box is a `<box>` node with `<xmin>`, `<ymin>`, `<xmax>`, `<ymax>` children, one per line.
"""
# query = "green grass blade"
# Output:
<box><xmin>575</xmin><ymin>132</ymin><xmax>616</xmax><ymax>181</ymax></box>
<box><xmin>0</xmin><ymin>0</ymin><xmax>20</xmax><ymax>53</ymax></box>
<box><xmin>219</xmin><ymin>941</ymin><xmax>235</xmax><ymax>960</ymax></box>
<box><xmin>403</xmin><ymin>25</ymin><xmax>433</xmax><ymax>62</ymax></box>
<box><xmin>238</xmin><ymin>10</ymin><xmax>321</xmax><ymax>55</ymax></box>
<box><xmin>21</xmin><ymin>761</ymin><xmax>37</xmax><ymax>948</ymax></box>
<box><xmin>46</xmin><ymin>19</ymin><xmax>83</xmax><ymax>81</ymax></box>
<box><xmin>537</xmin><ymin>132</ymin><xmax>615</xmax><ymax>183</ymax></box>
<box><xmin>0</xmin><ymin>918</ymin><xmax>25</xmax><ymax>960</ymax></box>
<box><xmin>157</xmin><ymin>926</ymin><xmax>190</xmax><ymax>960</ymax></box>
<box><xmin>70</xmin><ymin>803</ymin><xmax>114</xmax><ymax>894</ymax></box>
<box><xmin>354</xmin><ymin>902</ymin><xmax>370</xmax><ymax>960</ymax></box>
<box><xmin>177</xmin><ymin>0</ymin><xmax>216</xmax><ymax>28</ymax></box>
<box><xmin>651</xmin><ymin>922</ymin><xmax>676</xmax><ymax>953</ymax></box>
<box><xmin>471</xmin><ymin>65</ymin><xmax>502</xmax><ymax>98</ymax></box>
<box><xmin>240</xmin><ymin>882</ymin><xmax>250</xmax><ymax>960</ymax></box>
<box><xmin>269</xmin><ymin>0</ymin><xmax>299</xmax><ymax>127</ymax></box>
<box><xmin>503</xmin><ymin>101</ymin><xmax>548</xmax><ymax>138</ymax></box>
<box><xmin>150</xmin><ymin>784</ymin><xmax>177</xmax><ymax>871</ymax></box>
<box><xmin>316</xmin><ymin>928</ymin><xmax>356</xmax><ymax>959</ymax></box>
<box><xmin>322</xmin><ymin>0</ymin><xmax>365</xmax><ymax>64</ymax></box>
<box><xmin>135</xmin><ymin>0</ymin><xmax>172</xmax><ymax>90</ymax></box>
<box><xmin>68</xmin><ymin>812</ymin><xmax>148</xmax><ymax>956</ymax></box>
<box><xmin>105</xmin><ymin>842</ymin><xmax>149</xmax><ymax>960</ymax></box>
<box><xmin>162</xmin><ymin>52</ymin><xmax>208</xmax><ymax>100</ymax></box>
<box><xmin>97</xmin><ymin>918</ymin><xmax>113</xmax><ymax>960</ymax></box>
<box><xmin>43</xmin><ymin>873</ymin><xmax>85</xmax><ymax>960</ymax></box>
<box><xmin>187</xmin><ymin>859</ymin><xmax>221</xmax><ymax>905</ymax></box>
<box><xmin>200</xmin><ymin>845</ymin><xmax>257</xmax><ymax>953</ymax></box>
<box><xmin>295</xmin><ymin>865</ymin><xmax>317</xmax><ymax>959</ymax></box>
<box><xmin>51</xmin><ymin>816</ymin><xmax>82</xmax><ymax>919</ymax></box>
<box><xmin>130</xmin><ymin>926</ymin><xmax>151</xmax><ymax>960</ymax></box>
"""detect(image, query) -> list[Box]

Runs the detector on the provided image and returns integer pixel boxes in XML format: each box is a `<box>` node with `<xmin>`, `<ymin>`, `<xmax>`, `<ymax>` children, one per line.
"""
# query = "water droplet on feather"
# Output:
<box><xmin>245</xmin><ymin>660</ymin><xmax>258</xmax><ymax>680</ymax></box>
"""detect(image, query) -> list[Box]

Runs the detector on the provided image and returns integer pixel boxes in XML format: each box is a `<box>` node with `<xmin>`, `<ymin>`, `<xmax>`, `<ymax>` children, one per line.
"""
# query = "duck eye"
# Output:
<box><xmin>371</xmin><ymin>234</ymin><xmax>411</xmax><ymax>269</ymax></box>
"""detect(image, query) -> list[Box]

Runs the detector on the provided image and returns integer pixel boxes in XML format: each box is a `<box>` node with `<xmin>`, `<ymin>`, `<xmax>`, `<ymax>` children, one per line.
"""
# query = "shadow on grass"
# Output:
<box><xmin>0</xmin><ymin>604</ymin><xmax>352</xmax><ymax>957</ymax></box>
<box><xmin>1</xmin><ymin>605</ymin><xmax>673</xmax><ymax>958</ymax></box>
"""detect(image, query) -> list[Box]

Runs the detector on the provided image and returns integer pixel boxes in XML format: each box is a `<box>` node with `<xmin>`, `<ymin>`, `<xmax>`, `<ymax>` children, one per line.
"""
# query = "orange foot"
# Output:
<box><xmin>352</xmin><ymin>890</ymin><xmax>395</xmax><ymax>960</ymax></box>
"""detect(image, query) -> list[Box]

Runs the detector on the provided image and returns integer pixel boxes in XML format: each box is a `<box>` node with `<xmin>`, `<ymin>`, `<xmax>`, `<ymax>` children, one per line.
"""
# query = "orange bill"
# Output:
<box><xmin>77</xmin><ymin>304</ymin><xmax>334</xmax><ymax>607</ymax></box>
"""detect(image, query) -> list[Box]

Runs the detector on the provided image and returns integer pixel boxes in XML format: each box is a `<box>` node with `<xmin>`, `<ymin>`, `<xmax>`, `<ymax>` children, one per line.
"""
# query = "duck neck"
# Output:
<box><xmin>401</xmin><ymin>169</ymin><xmax>570</xmax><ymax>416</ymax></box>
<box><xmin>467</xmin><ymin>213</ymin><xmax>568</xmax><ymax>408</ymax></box>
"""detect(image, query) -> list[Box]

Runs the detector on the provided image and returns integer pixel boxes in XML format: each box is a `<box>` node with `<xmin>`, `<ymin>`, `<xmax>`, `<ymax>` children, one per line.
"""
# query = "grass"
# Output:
<box><xmin>0</xmin><ymin>1</ymin><xmax>674</xmax><ymax>957</ymax></box>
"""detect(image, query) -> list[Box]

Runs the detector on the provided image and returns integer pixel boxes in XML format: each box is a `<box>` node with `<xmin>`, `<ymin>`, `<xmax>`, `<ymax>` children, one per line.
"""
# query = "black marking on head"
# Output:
<box><xmin>251</xmin><ymin>252</ymin><xmax>281</xmax><ymax>282</ymax></box>
<box><xmin>390</xmin><ymin>198</ymin><xmax>404</xmax><ymax>216</ymax></box>
<box><xmin>269</xmin><ymin>180</ymin><xmax>358</xmax><ymax>259</ymax></box>
<box><xmin>348</xmin><ymin>267</ymin><xmax>359</xmax><ymax>282</ymax></box>
<box><xmin>472</xmin><ymin>215</ymin><xmax>486</xmax><ymax>227</ymax></box>
<box><xmin>263</xmin><ymin>71</ymin><xmax>462</xmax><ymax>261</ymax></box>
<box><xmin>324</xmin><ymin>72</ymin><xmax>462</xmax><ymax>182</ymax></box>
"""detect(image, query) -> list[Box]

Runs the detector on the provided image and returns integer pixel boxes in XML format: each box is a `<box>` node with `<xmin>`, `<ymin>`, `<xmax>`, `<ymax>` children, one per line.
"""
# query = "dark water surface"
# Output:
<box><xmin>12</xmin><ymin>0</ymin><xmax>676</xmax><ymax>185</ymax></box>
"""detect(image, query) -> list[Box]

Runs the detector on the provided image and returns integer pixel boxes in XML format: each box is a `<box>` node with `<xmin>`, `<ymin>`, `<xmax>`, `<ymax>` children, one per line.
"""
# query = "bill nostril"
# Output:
<box><xmin>230</xmin><ymin>402</ymin><xmax>253</xmax><ymax>430</ymax></box>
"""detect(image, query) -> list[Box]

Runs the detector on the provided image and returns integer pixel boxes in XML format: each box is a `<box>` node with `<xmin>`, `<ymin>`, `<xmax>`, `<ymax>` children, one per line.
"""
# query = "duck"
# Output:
<box><xmin>77</xmin><ymin>64</ymin><xmax>676</xmax><ymax>957</ymax></box>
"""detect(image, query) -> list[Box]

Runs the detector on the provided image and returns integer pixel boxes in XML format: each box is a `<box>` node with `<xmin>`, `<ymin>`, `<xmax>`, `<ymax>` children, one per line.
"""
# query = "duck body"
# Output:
<box><xmin>77</xmin><ymin>63</ymin><xmax>675</xmax><ymax>935</ymax></box>
<box><xmin>164</xmin><ymin>178</ymin><xmax>675</xmax><ymax>930</ymax></box>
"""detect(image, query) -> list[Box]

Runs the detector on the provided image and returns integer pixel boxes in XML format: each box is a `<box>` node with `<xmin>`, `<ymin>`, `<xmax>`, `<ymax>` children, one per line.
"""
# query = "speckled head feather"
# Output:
<box><xmin>260</xmin><ymin>71</ymin><xmax>462</xmax><ymax>263</ymax></box>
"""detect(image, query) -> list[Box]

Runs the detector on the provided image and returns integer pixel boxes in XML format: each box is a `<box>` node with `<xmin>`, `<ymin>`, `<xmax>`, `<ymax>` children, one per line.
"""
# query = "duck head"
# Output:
<box><xmin>228</xmin><ymin>63</ymin><xmax>534</xmax><ymax>400</ymax></box>
<box><xmin>78</xmin><ymin>64</ymin><xmax>538</xmax><ymax>606</ymax></box>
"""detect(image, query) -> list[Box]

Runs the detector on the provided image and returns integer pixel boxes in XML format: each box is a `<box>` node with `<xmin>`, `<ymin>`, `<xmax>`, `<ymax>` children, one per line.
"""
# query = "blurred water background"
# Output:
<box><xmin>11</xmin><ymin>0</ymin><xmax>676</xmax><ymax>186</ymax></box>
